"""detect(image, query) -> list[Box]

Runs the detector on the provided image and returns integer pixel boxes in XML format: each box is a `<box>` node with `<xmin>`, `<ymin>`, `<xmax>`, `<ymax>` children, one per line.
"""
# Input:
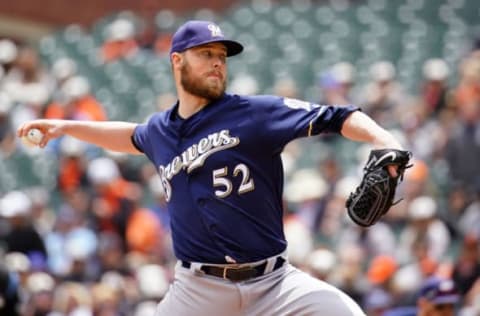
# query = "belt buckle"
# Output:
<box><xmin>222</xmin><ymin>265</ymin><xmax>244</xmax><ymax>280</ymax></box>
<box><xmin>223</xmin><ymin>265</ymin><xmax>257</xmax><ymax>282</ymax></box>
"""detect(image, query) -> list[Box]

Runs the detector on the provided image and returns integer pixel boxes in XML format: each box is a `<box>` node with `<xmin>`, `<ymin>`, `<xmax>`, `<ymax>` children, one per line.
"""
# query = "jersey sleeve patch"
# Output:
<box><xmin>283</xmin><ymin>98</ymin><xmax>318</xmax><ymax>111</ymax></box>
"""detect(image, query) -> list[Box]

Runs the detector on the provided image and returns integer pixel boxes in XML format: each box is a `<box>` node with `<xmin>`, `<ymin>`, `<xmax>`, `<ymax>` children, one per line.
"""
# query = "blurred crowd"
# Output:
<box><xmin>0</xmin><ymin>7</ymin><xmax>480</xmax><ymax>316</ymax></box>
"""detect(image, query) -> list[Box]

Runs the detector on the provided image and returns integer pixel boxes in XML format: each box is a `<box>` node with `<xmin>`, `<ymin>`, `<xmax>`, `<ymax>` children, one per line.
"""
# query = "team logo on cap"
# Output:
<box><xmin>208</xmin><ymin>24</ymin><xmax>223</xmax><ymax>37</ymax></box>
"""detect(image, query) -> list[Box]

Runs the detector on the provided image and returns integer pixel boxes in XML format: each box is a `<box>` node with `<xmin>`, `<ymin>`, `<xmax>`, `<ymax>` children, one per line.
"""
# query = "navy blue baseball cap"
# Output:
<box><xmin>170</xmin><ymin>20</ymin><xmax>243</xmax><ymax>57</ymax></box>
<box><xmin>418</xmin><ymin>277</ymin><xmax>459</xmax><ymax>305</ymax></box>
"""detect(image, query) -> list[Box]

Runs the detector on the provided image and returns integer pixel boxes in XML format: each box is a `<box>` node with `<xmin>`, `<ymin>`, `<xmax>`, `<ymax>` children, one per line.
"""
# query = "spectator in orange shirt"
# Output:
<box><xmin>126</xmin><ymin>207</ymin><xmax>164</xmax><ymax>254</ymax></box>
<box><xmin>44</xmin><ymin>76</ymin><xmax>107</xmax><ymax>121</ymax></box>
<box><xmin>57</xmin><ymin>137</ymin><xmax>89</xmax><ymax>193</ymax></box>
<box><xmin>86</xmin><ymin>157</ymin><xmax>140</xmax><ymax>246</ymax></box>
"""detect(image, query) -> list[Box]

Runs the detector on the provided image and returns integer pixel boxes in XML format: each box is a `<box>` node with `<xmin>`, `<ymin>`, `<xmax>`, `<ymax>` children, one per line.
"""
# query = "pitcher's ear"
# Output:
<box><xmin>171</xmin><ymin>52</ymin><xmax>183</xmax><ymax>69</ymax></box>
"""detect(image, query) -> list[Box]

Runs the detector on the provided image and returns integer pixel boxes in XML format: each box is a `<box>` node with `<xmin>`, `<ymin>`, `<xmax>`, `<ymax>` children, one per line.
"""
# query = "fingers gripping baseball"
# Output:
<box><xmin>17</xmin><ymin>120</ymin><xmax>66</xmax><ymax>148</ymax></box>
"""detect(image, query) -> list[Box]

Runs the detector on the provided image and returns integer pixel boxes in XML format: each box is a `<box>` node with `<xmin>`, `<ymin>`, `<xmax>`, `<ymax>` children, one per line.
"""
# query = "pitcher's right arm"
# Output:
<box><xmin>17</xmin><ymin>119</ymin><xmax>141</xmax><ymax>154</ymax></box>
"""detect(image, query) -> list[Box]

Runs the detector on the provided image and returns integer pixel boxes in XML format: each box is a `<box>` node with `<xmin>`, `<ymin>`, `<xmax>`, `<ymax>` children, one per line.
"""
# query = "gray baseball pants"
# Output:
<box><xmin>155</xmin><ymin>257</ymin><xmax>365</xmax><ymax>316</ymax></box>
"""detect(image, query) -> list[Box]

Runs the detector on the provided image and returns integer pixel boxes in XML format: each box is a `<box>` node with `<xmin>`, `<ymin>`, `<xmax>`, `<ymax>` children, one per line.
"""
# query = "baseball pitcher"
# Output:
<box><xmin>18</xmin><ymin>20</ymin><xmax>410</xmax><ymax>316</ymax></box>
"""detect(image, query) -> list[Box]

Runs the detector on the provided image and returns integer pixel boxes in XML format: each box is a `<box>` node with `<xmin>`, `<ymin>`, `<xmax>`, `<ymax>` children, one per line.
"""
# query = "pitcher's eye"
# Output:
<box><xmin>200</xmin><ymin>50</ymin><xmax>212</xmax><ymax>58</ymax></box>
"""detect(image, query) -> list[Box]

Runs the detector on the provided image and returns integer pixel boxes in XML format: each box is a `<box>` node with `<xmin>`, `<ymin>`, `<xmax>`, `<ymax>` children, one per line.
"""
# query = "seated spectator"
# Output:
<box><xmin>330</xmin><ymin>61</ymin><xmax>356</xmax><ymax>104</ymax></box>
<box><xmin>458</xmin><ymin>181</ymin><xmax>480</xmax><ymax>238</ymax></box>
<box><xmin>399</xmin><ymin>97</ymin><xmax>448</xmax><ymax>162</ymax></box>
<box><xmin>330</xmin><ymin>244</ymin><xmax>365</xmax><ymax>303</ymax></box>
<box><xmin>23</xmin><ymin>272</ymin><xmax>56</xmax><ymax>316</ymax></box>
<box><xmin>393</xmin><ymin>237</ymin><xmax>441</xmax><ymax>303</ymax></box>
<box><xmin>50</xmin><ymin>57</ymin><xmax>77</xmax><ymax>84</ymax></box>
<box><xmin>284</xmin><ymin>168</ymin><xmax>328</xmax><ymax>233</ymax></box>
<box><xmin>386</xmin><ymin>159</ymin><xmax>431</xmax><ymax>224</ymax></box>
<box><xmin>360</xmin><ymin>61</ymin><xmax>408</xmax><ymax>128</ymax></box>
<box><xmin>421</xmin><ymin>58</ymin><xmax>451</xmax><ymax>117</ymax></box>
<box><xmin>272</xmin><ymin>76</ymin><xmax>299</xmax><ymax>99</ymax></box>
<box><xmin>305</xmin><ymin>248</ymin><xmax>337</xmax><ymax>282</ymax></box>
<box><xmin>363</xmin><ymin>288</ymin><xmax>393</xmax><ymax>316</ymax></box>
<box><xmin>229</xmin><ymin>73</ymin><xmax>259</xmax><ymax>96</ymax></box>
<box><xmin>366</xmin><ymin>255</ymin><xmax>398</xmax><ymax>294</ymax></box>
<box><xmin>50</xmin><ymin>57</ymin><xmax>78</xmax><ymax>99</ymax></box>
<box><xmin>318</xmin><ymin>175</ymin><xmax>358</xmax><ymax>238</ymax></box>
<box><xmin>152</xmin><ymin>9</ymin><xmax>176</xmax><ymax>55</ymax></box>
<box><xmin>51</xmin><ymin>282</ymin><xmax>93</xmax><ymax>316</ymax></box>
<box><xmin>56</xmin><ymin>137</ymin><xmax>89</xmax><ymax>194</ymax></box>
<box><xmin>0</xmin><ymin>39</ymin><xmax>18</xmax><ymax>75</ymax></box>
<box><xmin>317</xmin><ymin>71</ymin><xmax>350</xmax><ymax>105</ymax></box>
<box><xmin>96</xmin><ymin>232</ymin><xmax>128</xmax><ymax>276</ymax></box>
<box><xmin>90</xmin><ymin>282</ymin><xmax>121</xmax><ymax>316</ymax></box>
<box><xmin>153</xmin><ymin>32</ymin><xmax>173</xmax><ymax>56</ymax></box>
<box><xmin>445</xmin><ymin>93</ymin><xmax>480</xmax><ymax>193</ymax></box>
<box><xmin>86</xmin><ymin>157</ymin><xmax>140</xmax><ymax>247</ymax></box>
<box><xmin>3</xmin><ymin>46</ymin><xmax>51</xmax><ymax>113</ymax></box>
<box><xmin>454</xmin><ymin>55</ymin><xmax>480</xmax><ymax>111</ymax></box>
<box><xmin>101</xmin><ymin>18</ymin><xmax>138</xmax><ymax>63</ymax></box>
<box><xmin>384</xmin><ymin>276</ymin><xmax>460</xmax><ymax>316</ymax></box>
<box><xmin>0</xmin><ymin>266</ymin><xmax>21</xmax><ymax>316</ymax></box>
<box><xmin>452</xmin><ymin>234</ymin><xmax>480</xmax><ymax>296</ymax></box>
<box><xmin>136</xmin><ymin>264</ymin><xmax>169</xmax><ymax>302</ymax></box>
<box><xmin>0</xmin><ymin>191</ymin><xmax>47</xmax><ymax>263</ymax></box>
<box><xmin>44</xmin><ymin>76</ymin><xmax>107</xmax><ymax>121</ymax></box>
<box><xmin>61</xmin><ymin>226</ymin><xmax>98</xmax><ymax>283</ymax></box>
<box><xmin>44</xmin><ymin>206</ymin><xmax>95</xmax><ymax>277</ymax></box>
<box><xmin>397</xmin><ymin>196</ymin><xmax>451</xmax><ymax>264</ymax></box>
<box><xmin>4</xmin><ymin>252</ymin><xmax>31</xmax><ymax>287</ymax></box>
<box><xmin>126</xmin><ymin>207</ymin><xmax>163</xmax><ymax>255</ymax></box>
<box><xmin>337</xmin><ymin>219</ymin><xmax>397</xmax><ymax>258</ymax></box>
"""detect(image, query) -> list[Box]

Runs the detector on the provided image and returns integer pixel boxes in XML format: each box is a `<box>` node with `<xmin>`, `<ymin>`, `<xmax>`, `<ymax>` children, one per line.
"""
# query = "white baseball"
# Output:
<box><xmin>22</xmin><ymin>128</ymin><xmax>44</xmax><ymax>147</ymax></box>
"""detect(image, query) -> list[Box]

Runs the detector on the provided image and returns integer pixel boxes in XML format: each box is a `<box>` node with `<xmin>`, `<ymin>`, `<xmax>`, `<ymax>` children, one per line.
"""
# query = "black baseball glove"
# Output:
<box><xmin>346</xmin><ymin>149</ymin><xmax>412</xmax><ymax>227</ymax></box>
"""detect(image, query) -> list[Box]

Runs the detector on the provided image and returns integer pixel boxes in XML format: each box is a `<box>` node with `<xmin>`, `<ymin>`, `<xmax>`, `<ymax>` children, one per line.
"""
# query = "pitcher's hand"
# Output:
<box><xmin>17</xmin><ymin>119</ymin><xmax>68</xmax><ymax>148</ymax></box>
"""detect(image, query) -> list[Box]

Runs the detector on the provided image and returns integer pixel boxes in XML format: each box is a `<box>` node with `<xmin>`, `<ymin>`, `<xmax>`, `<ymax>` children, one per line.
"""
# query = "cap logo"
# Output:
<box><xmin>207</xmin><ymin>24</ymin><xmax>223</xmax><ymax>38</ymax></box>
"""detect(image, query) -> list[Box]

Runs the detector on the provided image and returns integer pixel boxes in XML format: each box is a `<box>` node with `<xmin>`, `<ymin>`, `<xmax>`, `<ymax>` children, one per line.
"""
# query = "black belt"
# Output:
<box><xmin>181</xmin><ymin>256</ymin><xmax>286</xmax><ymax>282</ymax></box>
